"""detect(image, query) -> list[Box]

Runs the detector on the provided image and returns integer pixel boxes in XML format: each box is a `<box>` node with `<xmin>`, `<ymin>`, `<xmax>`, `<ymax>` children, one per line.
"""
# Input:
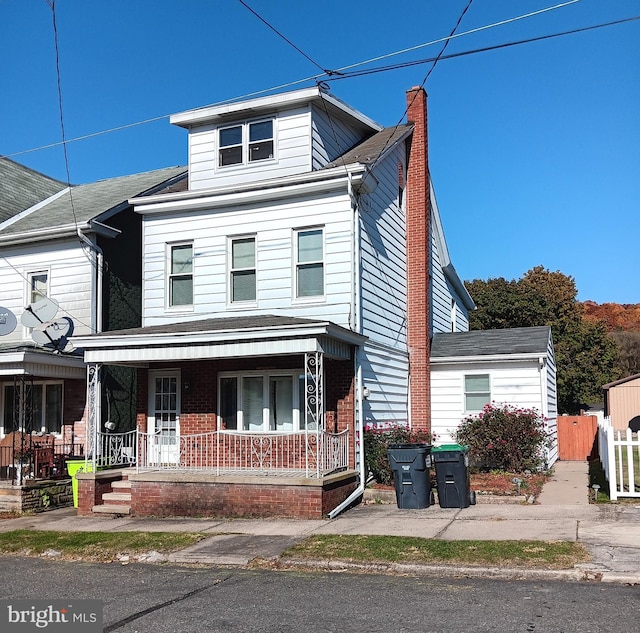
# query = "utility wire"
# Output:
<box><xmin>4</xmin><ymin>4</ymin><xmax>634</xmax><ymax>162</ymax></box>
<box><xmin>237</xmin><ymin>0</ymin><xmax>338</xmax><ymax>76</ymax></box>
<box><xmin>324</xmin><ymin>15</ymin><xmax>640</xmax><ymax>82</ymax></box>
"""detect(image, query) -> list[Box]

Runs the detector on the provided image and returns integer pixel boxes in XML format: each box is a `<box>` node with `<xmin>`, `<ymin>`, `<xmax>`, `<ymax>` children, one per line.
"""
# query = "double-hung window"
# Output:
<box><xmin>28</xmin><ymin>271</ymin><xmax>48</xmax><ymax>305</ymax></box>
<box><xmin>219</xmin><ymin>119</ymin><xmax>274</xmax><ymax>167</ymax></box>
<box><xmin>295</xmin><ymin>228</ymin><xmax>324</xmax><ymax>298</ymax></box>
<box><xmin>168</xmin><ymin>243</ymin><xmax>193</xmax><ymax>308</ymax></box>
<box><xmin>464</xmin><ymin>374</ymin><xmax>491</xmax><ymax>412</ymax></box>
<box><xmin>230</xmin><ymin>236</ymin><xmax>256</xmax><ymax>303</ymax></box>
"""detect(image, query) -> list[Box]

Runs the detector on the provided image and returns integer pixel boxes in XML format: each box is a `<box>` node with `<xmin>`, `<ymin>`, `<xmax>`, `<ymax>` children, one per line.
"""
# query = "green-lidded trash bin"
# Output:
<box><xmin>431</xmin><ymin>444</ymin><xmax>476</xmax><ymax>508</ymax></box>
<box><xmin>387</xmin><ymin>443</ymin><xmax>433</xmax><ymax>509</ymax></box>
<box><xmin>66</xmin><ymin>459</ymin><xmax>92</xmax><ymax>508</ymax></box>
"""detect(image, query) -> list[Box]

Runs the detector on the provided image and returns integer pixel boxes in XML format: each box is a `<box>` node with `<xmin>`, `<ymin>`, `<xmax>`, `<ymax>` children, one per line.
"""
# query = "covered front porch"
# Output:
<box><xmin>73</xmin><ymin>316</ymin><xmax>366</xmax><ymax>518</ymax></box>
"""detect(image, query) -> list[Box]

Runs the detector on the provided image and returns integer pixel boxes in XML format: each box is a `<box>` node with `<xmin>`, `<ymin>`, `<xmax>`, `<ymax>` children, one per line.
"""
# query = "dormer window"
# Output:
<box><xmin>219</xmin><ymin>119</ymin><xmax>274</xmax><ymax>167</ymax></box>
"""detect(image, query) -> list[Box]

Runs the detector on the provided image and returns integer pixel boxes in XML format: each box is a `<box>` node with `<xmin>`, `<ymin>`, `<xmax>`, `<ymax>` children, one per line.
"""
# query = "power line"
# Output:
<box><xmin>4</xmin><ymin>3</ymin><xmax>634</xmax><ymax>162</ymax></box>
<box><xmin>322</xmin><ymin>15</ymin><xmax>640</xmax><ymax>82</ymax></box>
<box><xmin>237</xmin><ymin>0</ymin><xmax>338</xmax><ymax>76</ymax></box>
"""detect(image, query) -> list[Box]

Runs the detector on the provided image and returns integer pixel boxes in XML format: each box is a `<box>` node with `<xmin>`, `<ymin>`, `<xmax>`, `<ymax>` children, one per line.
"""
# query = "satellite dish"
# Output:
<box><xmin>21</xmin><ymin>296</ymin><xmax>59</xmax><ymax>327</ymax></box>
<box><xmin>32</xmin><ymin>317</ymin><xmax>75</xmax><ymax>353</ymax></box>
<box><xmin>0</xmin><ymin>307</ymin><xmax>17</xmax><ymax>336</ymax></box>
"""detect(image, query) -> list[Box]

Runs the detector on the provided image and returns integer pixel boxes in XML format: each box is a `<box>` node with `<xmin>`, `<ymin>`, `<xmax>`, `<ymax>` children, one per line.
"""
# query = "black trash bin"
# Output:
<box><xmin>431</xmin><ymin>444</ymin><xmax>476</xmax><ymax>508</ymax></box>
<box><xmin>387</xmin><ymin>443</ymin><xmax>433</xmax><ymax>509</ymax></box>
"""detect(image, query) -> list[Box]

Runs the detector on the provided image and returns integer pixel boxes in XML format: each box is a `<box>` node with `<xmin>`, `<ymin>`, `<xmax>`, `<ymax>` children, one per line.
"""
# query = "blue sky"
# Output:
<box><xmin>2</xmin><ymin>0</ymin><xmax>638</xmax><ymax>304</ymax></box>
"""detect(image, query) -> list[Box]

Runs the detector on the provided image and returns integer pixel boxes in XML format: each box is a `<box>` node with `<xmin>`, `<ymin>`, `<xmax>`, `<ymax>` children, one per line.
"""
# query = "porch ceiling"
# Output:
<box><xmin>73</xmin><ymin>315</ymin><xmax>365</xmax><ymax>364</ymax></box>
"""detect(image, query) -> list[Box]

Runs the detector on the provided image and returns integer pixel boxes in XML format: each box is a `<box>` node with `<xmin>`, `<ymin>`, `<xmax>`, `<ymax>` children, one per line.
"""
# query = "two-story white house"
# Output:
<box><xmin>73</xmin><ymin>86</ymin><xmax>475</xmax><ymax>518</ymax></box>
<box><xmin>0</xmin><ymin>158</ymin><xmax>186</xmax><ymax>486</ymax></box>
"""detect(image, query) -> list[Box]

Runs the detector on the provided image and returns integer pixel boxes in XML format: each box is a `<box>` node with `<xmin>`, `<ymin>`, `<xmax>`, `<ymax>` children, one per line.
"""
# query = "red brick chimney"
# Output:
<box><xmin>405</xmin><ymin>86</ymin><xmax>431</xmax><ymax>434</ymax></box>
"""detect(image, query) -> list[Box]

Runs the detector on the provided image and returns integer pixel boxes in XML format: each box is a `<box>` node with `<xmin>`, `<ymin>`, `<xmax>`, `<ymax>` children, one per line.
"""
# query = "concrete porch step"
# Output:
<box><xmin>102</xmin><ymin>492</ymin><xmax>132</xmax><ymax>504</ymax></box>
<box><xmin>92</xmin><ymin>504</ymin><xmax>131</xmax><ymax>515</ymax></box>
<box><xmin>111</xmin><ymin>479</ymin><xmax>132</xmax><ymax>491</ymax></box>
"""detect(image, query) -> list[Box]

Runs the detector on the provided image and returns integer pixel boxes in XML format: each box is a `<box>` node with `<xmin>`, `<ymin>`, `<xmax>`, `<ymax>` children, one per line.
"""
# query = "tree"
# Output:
<box><xmin>610</xmin><ymin>331</ymin><xmax>640</xmax><ymax>376</ymax></box>
<box><xmin>464</xmin><ymin>267</ymin><xmax>620</xmax><ymax>414</ymax></box>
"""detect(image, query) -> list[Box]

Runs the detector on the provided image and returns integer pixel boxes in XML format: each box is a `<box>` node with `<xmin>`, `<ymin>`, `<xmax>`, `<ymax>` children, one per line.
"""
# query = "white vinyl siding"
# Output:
<box><xmin>359</xmin><ymin>145</ymin><xmax>408</xmax><ymax>348</ymax></box>
<box><xmin>188</xmin><ymin>107</ymin><xmax>313</xmax><ymax>190</ymax></box>
<box><xmin>142</xmin><ymin>191</ymin><xmax>353</xmax><ymax>326</ymax></box>
<box><xmin>0</xmin><ymin>240</ymin><xmax>95</xmax><ymax>343</ymax></box>
<box><xmin>431</xmin><ymin>344</ymin><xmax>558</xmax><ymax>467</ymax></box>
<box><xmin>357</xmin><ymin>342</ymin><xmax>410</xmax><ymax>426</ymax></box>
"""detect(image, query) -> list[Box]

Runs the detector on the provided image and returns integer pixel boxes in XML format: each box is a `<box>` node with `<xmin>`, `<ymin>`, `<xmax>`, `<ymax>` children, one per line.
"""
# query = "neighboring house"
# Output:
<box><xmin>73</xmin><ymin>86</ymin><xmax>474</xmax><ymax>519</ymax></box>
<box><xmin>430</xmin><ymin>326</ymin><xmax>558</xmax><ymax>467</ymax></box>
<box><xmin>0</xmin><ymin>160</ymin><xmax>187</xmax><ymax>482</ymax></box>
<box><xmin>603</xmin><ymin>373</ymin><xmax>640</xmax><ymax>432</ymax></box>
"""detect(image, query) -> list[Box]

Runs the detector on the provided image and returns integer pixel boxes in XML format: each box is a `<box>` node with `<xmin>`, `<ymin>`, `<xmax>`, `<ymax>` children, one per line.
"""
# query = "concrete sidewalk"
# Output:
<box><xmin>1</xmin><ymin>461</ymin><xmax>639</xmax><ymax>584</ymax></box>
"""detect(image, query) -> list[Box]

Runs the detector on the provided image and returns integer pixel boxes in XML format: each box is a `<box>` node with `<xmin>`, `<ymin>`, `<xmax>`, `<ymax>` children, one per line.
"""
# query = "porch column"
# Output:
<box><xmin>86</xmin><ymin>363</ymin><xmax>101</xmax><ymax>470</ymax></box>
<box><xmin>304</xmin><ymin>351</ymin><xmax>324</xmax><ymax>430</ymax></box>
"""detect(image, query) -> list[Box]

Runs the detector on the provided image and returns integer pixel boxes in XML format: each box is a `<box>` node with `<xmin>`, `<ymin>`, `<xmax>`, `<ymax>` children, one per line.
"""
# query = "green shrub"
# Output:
<box><xmin>455</xmin><ymin>403</ymin><xmax>551</xmax><ymax>472</ymax></box>
<box><xmin>364</xmin><ymin>424</ymin><xmax>435</xmax><ymax>485</ymax></box>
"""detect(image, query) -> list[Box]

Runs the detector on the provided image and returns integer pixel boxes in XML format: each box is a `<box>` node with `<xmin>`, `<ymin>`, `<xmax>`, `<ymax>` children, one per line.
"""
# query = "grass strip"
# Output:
<box><xmin>284</xmin><ymin>534</ymin><xmax>590</xmax><ymax>569</ymax></box>
<box><xmin>0</xmin><ymin>530</ymin><xmax>206</xmax><ymax>562</ymax></box>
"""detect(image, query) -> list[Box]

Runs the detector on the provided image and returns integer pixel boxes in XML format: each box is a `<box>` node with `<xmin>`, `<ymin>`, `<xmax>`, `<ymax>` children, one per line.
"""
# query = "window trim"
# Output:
<box><xmin>463</xmin><ymin>374</ymin><xmax>491</xmax><ymax>412</ymax></box>
<box><xmin>217</xmin><ymin>118</ymin><xmax>275</xmax><ymax>169</ymax></box>
<box><xmin>166</xmin><ymin>242</ymin><xmax>194</xmax><ymax>311</ymax></box>
<box><xmin>218</xmin><ymin>370</ymin><xmax>309</xmax><ymax>433</ymax></box>
<box><xmin>293</xmin><ymin>226</ymin><xmax>325</xmax><ymax>301</ymax></box>
<box><xmin>228</xmin><ymin>235</ymin><xmax>257</xmax><ymax>306</ymax></box>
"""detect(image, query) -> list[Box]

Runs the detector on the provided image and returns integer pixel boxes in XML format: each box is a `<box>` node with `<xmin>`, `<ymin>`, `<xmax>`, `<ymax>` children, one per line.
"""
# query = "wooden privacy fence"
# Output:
<box><xmin>598</xmin><ymin>417</ymin><xmax>640</xmax><ymax>500</ymax></box>
<box><xmin>557</xmin><ymin>415</ymin><xmax>598</xmax><ymax>461</ymax></box>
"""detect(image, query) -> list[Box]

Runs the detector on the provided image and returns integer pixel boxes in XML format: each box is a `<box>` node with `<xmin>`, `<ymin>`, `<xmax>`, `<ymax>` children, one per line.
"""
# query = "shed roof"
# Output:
<box><xmin>603</xmin><ymin>373</ymin><xmax>640</xmax><ymax>390</ymax></box>
<box><xmin>431</xmin><ymin>326</ymin><xmax>552</xmax><ymax>358</ymax></box>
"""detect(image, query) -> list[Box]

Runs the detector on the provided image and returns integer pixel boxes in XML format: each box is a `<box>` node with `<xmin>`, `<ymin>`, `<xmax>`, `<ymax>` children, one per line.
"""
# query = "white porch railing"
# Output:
<box><xmin>94</xmin><ymin>429</ymin><xmax>349</xmax><ymax>479</ymax></box>
<box><xmin>598</xmin><ymin>417</ymin><xmax>640</xmax><ymax>500</ymax></box>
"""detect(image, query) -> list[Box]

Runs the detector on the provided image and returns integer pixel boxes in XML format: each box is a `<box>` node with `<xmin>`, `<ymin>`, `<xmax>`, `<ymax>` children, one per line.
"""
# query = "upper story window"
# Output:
<box><xmin>168</xmin><ymin>243</ymin><xmax>193</xmax><ymax>307</ymax></box>
<box><xmin>219</xmin><ymin>119</ymin><xmax>274</xmax><ymax>167</ymax></box>
<box><xmin>295</xmin><ymin>228</ymin><xmax>324</xmax><ymax>298</ymax></box>
<box><xmin>28</xmin><ymin>271</ymin><xmax>48</xmax><ymax>305</ymax></box>
<box><xmin>230</xmin><ymin>236</ymin><xmax>256</xmax><ymax>303</ymax></box>
<box><xmin>464</xmin><ymin>374</ymin><xmax>490</xmax><ymax>412</ymax></box>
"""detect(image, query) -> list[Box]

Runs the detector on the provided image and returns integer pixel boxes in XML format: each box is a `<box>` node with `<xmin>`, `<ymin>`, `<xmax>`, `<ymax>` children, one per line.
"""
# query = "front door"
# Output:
<box><xmin>148</xmin><ymin>372</ymin><xmax>180</xmax><ymax>465</ymax></box>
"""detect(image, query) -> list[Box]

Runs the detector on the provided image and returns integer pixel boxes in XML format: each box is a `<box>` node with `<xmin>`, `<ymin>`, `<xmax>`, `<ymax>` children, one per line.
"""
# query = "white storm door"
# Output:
<box><xmin>149</xmin><ymin>373</ymin><xmax>180</xmax><ymax>465</ymax></box>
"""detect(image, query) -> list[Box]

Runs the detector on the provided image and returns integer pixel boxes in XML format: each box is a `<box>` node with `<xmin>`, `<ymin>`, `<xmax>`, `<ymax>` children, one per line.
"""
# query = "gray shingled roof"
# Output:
<box><xmin>81</xmin><ymin>314</ymin><xmax>336</xmax><ymax>338</ymax></box>
<box><xmin>0</xmin><ymin>158</ymin><xmax>67</xmax><ymax>223</ymax></box>
<box><xmin>431</xmin><ymin>326</ymin><xmax>552</xmax><ymax>358</ymax></box>
<box><xmin>0</xmin><ymin>165</ymin><xmax>186</xmax><ymax>238</ymax></box>
<box><xmin>324</xmin><ymin>125</ymin><xmax>413</xmax><ymax>169</ymax></box>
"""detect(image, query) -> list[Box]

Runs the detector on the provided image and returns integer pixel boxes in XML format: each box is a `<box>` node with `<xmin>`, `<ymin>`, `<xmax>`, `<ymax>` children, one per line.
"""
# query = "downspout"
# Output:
<box><xmin>328</xmin><ymin>173</ymin><xmax>366</xmax><ymax>518</ymax></box>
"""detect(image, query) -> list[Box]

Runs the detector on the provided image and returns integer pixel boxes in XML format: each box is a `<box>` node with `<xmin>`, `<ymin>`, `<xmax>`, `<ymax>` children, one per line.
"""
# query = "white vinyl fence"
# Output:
<box><xmin>598</xmin><ymin>417</ymin><xmax>640</xmax><ymax>500</ymax></box>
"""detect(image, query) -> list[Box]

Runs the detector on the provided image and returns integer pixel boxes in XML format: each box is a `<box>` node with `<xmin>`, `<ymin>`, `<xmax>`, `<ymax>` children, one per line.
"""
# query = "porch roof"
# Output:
<box><xmin>73</xmin><ymin>315</ymin><xmax>366</xmax><ymax>364</ymax></box>
<box><xmin>0</xmin><ymin>341</ymin><xmax>86</xmax><ymax>379</ymax></box>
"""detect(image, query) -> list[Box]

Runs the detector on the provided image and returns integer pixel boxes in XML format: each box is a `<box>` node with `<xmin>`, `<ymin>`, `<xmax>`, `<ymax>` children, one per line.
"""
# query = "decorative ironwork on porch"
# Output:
<box><xmin>93</xmin><ymin>427</ymin><xmax>349</xmax><ymax>479</ymax></box>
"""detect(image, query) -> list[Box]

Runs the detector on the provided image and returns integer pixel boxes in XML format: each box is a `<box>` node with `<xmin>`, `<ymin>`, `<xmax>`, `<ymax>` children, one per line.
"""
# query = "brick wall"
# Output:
<box><xmin>405</xmin><ymin>86</ymin><xmax>431</xmax><ymax>433</ymax></box>
<box><xmin>129</xmin><ymin>472</ymin><xmax>357</xmax><ymax>519</ymax></box>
